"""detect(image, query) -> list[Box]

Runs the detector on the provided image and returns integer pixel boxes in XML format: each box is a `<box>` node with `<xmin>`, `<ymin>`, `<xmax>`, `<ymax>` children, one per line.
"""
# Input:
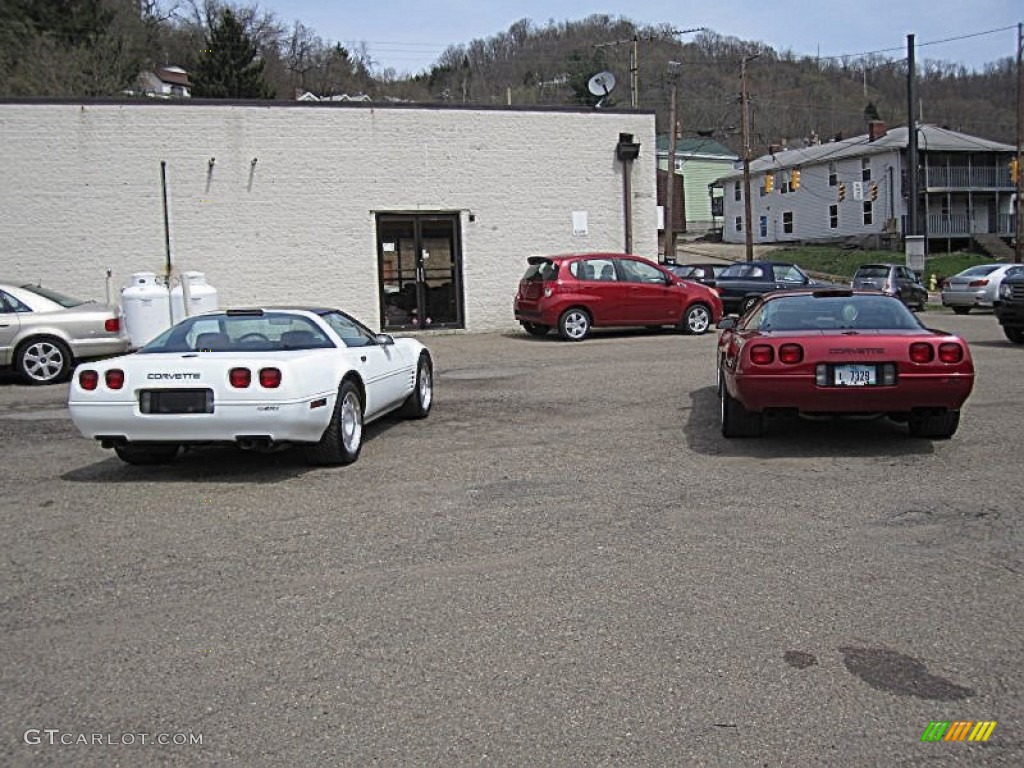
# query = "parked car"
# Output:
<box><xmin>941</xmin><ymin>263</ymin><xmax>1024</xmax><ymax>314</ymax></box>
<box><xmin>994</xmin><ymin>269</ymin><xmax>1024</xmax><ymax>344</ymax></box>
<box><xmin>662</xmin><ymin>262</ymin><xmax>727</xmax><ymax>288</ymax></box>
<box><xmin>716</xmin><ymin>289</ymin><xmax>974</xmax><ymax>439</ymax></box>
<box><xmin>513</xmin><ymin>253</ymin><xmax>723</xmax><ymax>341</ymax></box>
<box><xmin>851</xmin><ymin>263</ymin><xmax>928</xmax><ymax>311</ymax></box>
<box><xmin>713</xmin><ymin>261</ymin><xmax>836</xmax><ymax>315</ymax></box>
<box><xmin>1</xmin><ymin>281</ymin><xmax>130</xmax><ymax>385</ymax></box>
<box><xmin>68</xmin><ymin>307</ymin><xmax>432</xmax><ymax>465</ymax></box>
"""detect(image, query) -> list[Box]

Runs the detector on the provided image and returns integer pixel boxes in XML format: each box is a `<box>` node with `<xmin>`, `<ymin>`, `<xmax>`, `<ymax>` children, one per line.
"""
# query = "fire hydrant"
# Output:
<box><xmin>928</xmin><ymin>273</ymin><xmax>937</xmax><ymax>291</ymax></box>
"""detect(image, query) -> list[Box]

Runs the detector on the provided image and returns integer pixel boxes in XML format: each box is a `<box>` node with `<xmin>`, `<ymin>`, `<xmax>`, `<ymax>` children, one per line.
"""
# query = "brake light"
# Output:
<box><xmin>79</xmin><ymin>370</ymin><xmax>99</xmax><ymax>390</ymax></box>
<box><xmin>883</xmin><ymin>281</ymin><xmax>893</xmax><ymax>293</ymax></box>
<box><xmin>938</xmin><ymin>342</ymin><xmax>963</xmax><ymax>363</ymax></box>
<box><xmin>909</xmin><ymin>342</ymin><xmax>934</xmax><ymax>363</ymax></box>
<box><xmin>750</xmin><ymin>345</ymin><xmax>774</xmax><ymax>365</ymax></box>
<box><xmin>259</xmin><ymin>367</ymin><xmax>282</xmax><ymax>388</ymax></box>
<box><xmin>104</xmin><ymin>318</ymin><xmax>120</xmax><ymax>333</ymax></box>
<box><xmin>778</xmin><ymin>343</ymin><xmax>803</xmax><ymax>364</ymax></box>
<box><xmin>967</xmin><ymin>279</ymin><xmax>989</xmax><ymax>287</ymax></box>
<box><xmin>229</xmin><ymin>367</ymin><xmax>251</xmax><ymax>388</ymax></box>
<box><xmin>104</xmin><ymin>369</ymin><xmax>125</xmax><ymax>389</ymax></box>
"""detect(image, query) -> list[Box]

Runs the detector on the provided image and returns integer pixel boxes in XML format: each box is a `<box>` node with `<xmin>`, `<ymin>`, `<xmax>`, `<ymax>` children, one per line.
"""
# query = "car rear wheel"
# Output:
<box><xmin>306</xmin><ymin>380</ymin><xmax>363</xmax><ymax>465</ymax></box>
<box><xmin>114</xmin><ymin>444</ymin><xmax>180</xmax><ymax>465</ymax></box>
<box><xmin>400</xmin><ymin>353</ymin><xmax>433</xmax><ymax>419</ymax></box>
<box><xmin>952</xmin><ymin>306</ymin><xmax>971</xmax><ymax>315</ymax></box>
<box><xmin>720</xmin><ymin>382</ymin><xmax>763</xmax><ymax>437</ymax></box>
<box><xmin>522</xmin><ymin>322</ymin><xmax>550</xmax><ymax>337</ymax></box>
<box><xmin>1003</xmin><ymin>326</ymin><xmax>1024</xmax><ymax>344</ymax></box>
<box><xmin>16</xmin><ymin>337</ymin><xmax>72</xmax><ymax>385</ymax></box>
<box><xmin>908</xmin><ymin>409</ymin><xmax>960</xmax><ymax>439</ymax></box>
<box><xmin>557</xmin><ymin>308</ymin><xmax>591</xmax><ymax>341</ymax></box>
<box><xmin>681</xmin><ymin>303</ymin><xmax>711</xmax><ymax>335</ymax></box>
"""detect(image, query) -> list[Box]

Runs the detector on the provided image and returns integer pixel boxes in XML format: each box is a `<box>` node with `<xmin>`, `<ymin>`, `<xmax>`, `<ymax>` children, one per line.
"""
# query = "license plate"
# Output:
<box><xmin>833</xmin><ymin>364</ymin><xmax>876</xmax><ymax>387</ymax></box>
<box><xmin>140</xmin><ymin>389</ymin><xmax>214</xmax><ymax>414</ymax></box>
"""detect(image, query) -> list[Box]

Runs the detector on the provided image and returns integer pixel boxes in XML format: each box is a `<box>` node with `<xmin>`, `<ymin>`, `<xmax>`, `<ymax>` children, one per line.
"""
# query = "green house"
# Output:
<box><xmin>656</xmin><ymin>135</ymin><xmax>738</xmax><ymax>233</ymax></box>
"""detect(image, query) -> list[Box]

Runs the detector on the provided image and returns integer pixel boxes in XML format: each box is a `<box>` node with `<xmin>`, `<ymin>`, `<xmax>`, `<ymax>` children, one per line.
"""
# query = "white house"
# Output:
<box><xmin>0</xmin><ymin>101</ymin><xmax>657</xmax><ymax>332</ymax></box>
<box><xmin>715</xmin><ymin>123</ymin><xmax>1017</xmax><ymax>250</ymax></box>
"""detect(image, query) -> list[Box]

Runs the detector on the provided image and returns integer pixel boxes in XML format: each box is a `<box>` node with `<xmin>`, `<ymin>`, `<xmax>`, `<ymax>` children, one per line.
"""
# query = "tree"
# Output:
<box><xmin>864</xmin><ymin>101</ymin><xmax>881</xmax><ymax>123</ymax></box>
<box><xmin>191</xmin><ymin>8</ymin><xmax>273</xmax><ymax>98</ymax></box>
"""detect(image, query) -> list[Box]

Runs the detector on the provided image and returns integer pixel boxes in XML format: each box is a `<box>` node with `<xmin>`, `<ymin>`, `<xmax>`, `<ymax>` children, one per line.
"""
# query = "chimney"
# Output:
<box><xmin>868</xmin><ymin>120</ymin><xmax>888</xmax><ymax>141</ymax></box>
<box><xmin>768</xmin><ymin>143</ymin><xmax>781</xmax><ymax>155</ymax></box>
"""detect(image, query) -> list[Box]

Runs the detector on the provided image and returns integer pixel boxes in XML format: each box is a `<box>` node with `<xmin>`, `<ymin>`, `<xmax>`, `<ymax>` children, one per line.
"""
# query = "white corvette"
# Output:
<box><xmin>68</xmin><ymin>307</ymin><xmax>433</xmax><ymax>466</ymax></box>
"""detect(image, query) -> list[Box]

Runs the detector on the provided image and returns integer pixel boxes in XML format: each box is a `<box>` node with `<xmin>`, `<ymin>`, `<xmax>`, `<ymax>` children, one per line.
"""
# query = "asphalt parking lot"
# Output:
<box><xmin>2</xmin><ymin>310</ymin><xmax>1022</xmax><ymax>766</ymax></box>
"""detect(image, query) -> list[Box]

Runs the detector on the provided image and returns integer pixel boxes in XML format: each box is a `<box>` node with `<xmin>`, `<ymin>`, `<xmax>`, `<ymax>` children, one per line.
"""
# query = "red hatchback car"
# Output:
<box><xmin>513</xmin><ymin>253</ymin><xmax>723</xmax><ymax>341</ymax></box>
<box><xmin>717</xmin><ymin>289</ymin><xmax>974</xmax><ymax>439</ymax></box>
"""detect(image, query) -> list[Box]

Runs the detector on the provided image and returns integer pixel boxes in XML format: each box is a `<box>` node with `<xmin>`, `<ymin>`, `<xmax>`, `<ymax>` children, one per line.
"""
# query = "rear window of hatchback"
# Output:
<box><xmin>522</xmin><ymin>261</ymin><xmax>559</xmax><ymax>281</ymax></box>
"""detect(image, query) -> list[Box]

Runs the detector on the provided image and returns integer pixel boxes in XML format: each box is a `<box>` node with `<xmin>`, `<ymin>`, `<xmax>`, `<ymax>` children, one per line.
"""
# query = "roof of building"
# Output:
<box><xmin>715</xmin><ymin>124</ymin><xmax>1015</xmax><ymax>182</ymax></box>
<box><xmin>656</xmin><ymin>134</ymin><xmax>737</xmax><ymax>160</ymax></box>
<box><xmin>156</xmin><ymin>66</ymin><xmax>190</xmax><ymax>87</ymax></box>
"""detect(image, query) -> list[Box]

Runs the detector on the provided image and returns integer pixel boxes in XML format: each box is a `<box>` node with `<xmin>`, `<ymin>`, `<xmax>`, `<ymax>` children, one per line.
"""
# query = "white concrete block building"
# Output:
<box><xmin>0</xmin><ymin>101</ymin><xmax>657</xmax><ymax>333</ymax></box>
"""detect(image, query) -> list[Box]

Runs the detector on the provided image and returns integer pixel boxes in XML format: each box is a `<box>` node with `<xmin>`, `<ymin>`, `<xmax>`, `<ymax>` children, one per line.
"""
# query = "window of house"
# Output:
<box><xmin>759</xmin><ymin>216</ymin><xmax>767</xmax><ymax>237</ymax></box>
<box><xmin>829</xmin><ymin>204</ymin><xmax>838</xmax><ymax>229</ymax></box>
<box><xmin>783</xmin><ymin>211</ymin><xmax>794</xmax><ymax>234</ymax></box>
<box><xmin>863</xmin><ymin>201</ymin><xmax>873</xmax><ymax>226</ymax></box>
<box><xmin>734</xmin><ymin>181</ymin><xmax>741</xmax><ymax>201</ymax></box>
<box><xmin>829</xmin><ymin>162</ymin><xmax>837</xmax><ymax>187</ymax></box>
<box><xmin>861</xmin><ymin>158</ymin><xmax>871</xmax><ymax>182</ymax></box>
<box><xmin>735</xmin><ymin>216</ymin><xmax>743</xmax><ymax>232</ymax></box>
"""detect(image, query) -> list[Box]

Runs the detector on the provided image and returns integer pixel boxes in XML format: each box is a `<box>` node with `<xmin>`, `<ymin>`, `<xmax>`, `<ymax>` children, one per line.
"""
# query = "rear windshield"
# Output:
<box><xmin>19</xmin><ymin>284</ymin><xmax>88</xmax><ymax>308</ymax></box>
<box><xmin>747</xmin><ymin>294</ymin><xmax>922</xmax><ymax>331</ymax></box>
<box><xmin>140</xmin><ymin>312</ymin><xmax>336</xmax><ymax>353</ymax></box>
<box><xmin>522</xmin><ymin>261</ymin><xmax>558</xmax><ymax>281</ymax></box>
<box><xmin>957</xmin><ymin>265</ymin><xmax>1000</xmax><ymax>277</ymax></box>
<box><xmin>854</xmin><ymin>266</ymin><xmax>890</xmax><ymax>278</ymax></box>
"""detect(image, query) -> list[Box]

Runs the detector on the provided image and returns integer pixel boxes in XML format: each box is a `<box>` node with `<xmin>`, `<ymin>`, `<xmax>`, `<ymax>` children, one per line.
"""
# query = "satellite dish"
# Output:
<box><xmin>587</xmin><ymin>71</ymin><xmax>616</xmax><ymax>97</ymax></box>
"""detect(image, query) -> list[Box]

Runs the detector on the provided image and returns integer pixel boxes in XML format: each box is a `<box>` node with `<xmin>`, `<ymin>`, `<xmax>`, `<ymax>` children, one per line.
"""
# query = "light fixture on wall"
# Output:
<box><xmin>208</xmin><ymin>157</ymin><xmax>215</xmax><ymax>169</ymax></box>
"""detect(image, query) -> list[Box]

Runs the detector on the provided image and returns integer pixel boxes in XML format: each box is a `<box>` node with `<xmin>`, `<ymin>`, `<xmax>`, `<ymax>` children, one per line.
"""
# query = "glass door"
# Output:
<box><xmin>377</xmin><ymin>213</ymin><xmax>463</xmax><ymax>331</ymax></box>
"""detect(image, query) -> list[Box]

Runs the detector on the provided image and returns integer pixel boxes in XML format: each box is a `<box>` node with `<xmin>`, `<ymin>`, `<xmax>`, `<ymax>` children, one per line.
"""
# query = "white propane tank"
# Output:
<box><xmin>170</xmin><ymin>271</ymin><xmax>218</xmax><ymax>323</ymax></box>
<box><xmin>121</xmin><ymin>272</ymin><xmax>172</xmax><ymax>348</ymax></box>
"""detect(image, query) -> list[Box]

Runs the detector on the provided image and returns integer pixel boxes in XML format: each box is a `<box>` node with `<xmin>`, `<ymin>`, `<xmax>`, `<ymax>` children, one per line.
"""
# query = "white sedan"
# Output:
<box><xmin>68</xmin><ymin>307</ymin><xmax>433</xmax><ymax>466</ymax></box>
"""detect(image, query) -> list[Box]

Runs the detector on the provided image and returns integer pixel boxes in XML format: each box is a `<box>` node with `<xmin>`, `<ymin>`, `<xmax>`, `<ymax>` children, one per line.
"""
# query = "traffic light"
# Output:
<box><xmin>837</xmin><ymin>182</ymin><xmax>846</xmax><ymax>202</ymax></box>
<box><xmin>790</xmin><ymin>168</ymin><xmax>801</xmax><ymax>190</ymax></box>
<box><xmin>764</xmin><ymin>173</ymin><xmax>774</xmax><ymax>194</ymax></box>
<box><xmin>1012</xmin><ymin>156</ymin><xmax>1021</xmax><ymax>184</ymax></box>
<box><xmin>869</xmin><ymin>182</ymin><xmax>879</xmax><ymax>202</ymax></box>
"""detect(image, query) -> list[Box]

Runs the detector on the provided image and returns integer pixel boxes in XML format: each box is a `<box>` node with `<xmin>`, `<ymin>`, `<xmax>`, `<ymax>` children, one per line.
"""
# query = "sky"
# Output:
<box><xmin>258</xmin><ymin>0</ymin><xmax>1021</xmax><ymax>76</ymax></box>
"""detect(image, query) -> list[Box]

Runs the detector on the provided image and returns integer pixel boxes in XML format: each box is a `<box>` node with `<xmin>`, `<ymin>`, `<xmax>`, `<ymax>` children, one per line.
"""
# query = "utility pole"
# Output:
<box><xmin>906</xmin><ymin>34</ymin><xmax>919</xmax><ymax>239</ymax></box>
<box><xmin>1015</xmin><ymin>22</ymin><xmax>1022</xmax><ymax>263</ymax></box>
<box><xmin>740</xmin><ymin>55</ymin><xmax>759</xmax><ymax>262</ymax></box>
<box><xmin>631</xmin><ymin>35</ymin><xmax>639</xmax><ymax>109</ymax></box>
<box><xmin>665</xmin><ymin>61</ymin><xmax>681</xmax><ymax>261</ymax></box>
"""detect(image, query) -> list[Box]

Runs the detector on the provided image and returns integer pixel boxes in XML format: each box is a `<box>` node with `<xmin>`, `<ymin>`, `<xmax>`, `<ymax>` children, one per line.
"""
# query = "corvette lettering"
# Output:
<box><xmin>146</xmin><ymin>373</ymin><xmax>201</xmax><ymax>380</ymax></box>
<box><xmin>827</xmin><ymin>348</ymin><xmax>884</xmax><ymax>355</ymax></box>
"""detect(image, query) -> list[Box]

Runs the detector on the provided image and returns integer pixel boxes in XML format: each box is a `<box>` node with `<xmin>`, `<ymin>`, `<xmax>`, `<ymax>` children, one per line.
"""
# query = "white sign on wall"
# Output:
<box><xmin>852</xmin><ymin>181</ymin><xmax>864</xmax><ymax>201</ymax></box>
<box><xmin>572</xmin><ymin>210</ymin><xmax>588</xmax><ymax>236</ymax></box>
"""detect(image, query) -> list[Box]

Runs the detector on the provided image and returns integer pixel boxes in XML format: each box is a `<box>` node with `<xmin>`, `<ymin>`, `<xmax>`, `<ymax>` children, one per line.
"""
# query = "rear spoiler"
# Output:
<box><xmin>527</xmin><ymin>256</ymin><xmax>554</xmax><ymax>266</ymax></box>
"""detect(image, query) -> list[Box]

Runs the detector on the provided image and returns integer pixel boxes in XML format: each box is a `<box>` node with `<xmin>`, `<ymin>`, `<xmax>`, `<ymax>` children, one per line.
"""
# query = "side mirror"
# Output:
<box><xmin>376</xmin><ymin>333</ymin><xmax>395</xmax><ymax>346</ymax></box>
<box><xmin>717</xmin><ymin>317</ymin><xmax>737</xmax><ymax>330</ymax></box>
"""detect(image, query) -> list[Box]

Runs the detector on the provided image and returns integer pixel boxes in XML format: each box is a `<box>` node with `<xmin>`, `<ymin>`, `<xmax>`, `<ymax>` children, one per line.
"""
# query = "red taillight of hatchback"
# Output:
<box><xmin>750</xmin><ymin>345</ymin><xmax>775</xmax><ymax>365</ymax></box>
<box><xmin>104</xmin><ymin>318</ymin><xmax>120</xmax><ymax>333</ymax></box>
<box><xmin>259</xmin><ymin>367</ymin><xmax>282</xmax><ymax>388</ymax></box>
<box><xmin>79</xmin><ymin>370</ymin><xmax>99</xmax><ymax>390</ymax></box>
<box><xmin>229</xmin><ymin>367</ymin><xmax>251</xmax><ymax>388</ymax></box>
<box><xmin>778</xmin><ymin>343</ymin><xmax>804</xmax><ymax>364</ymax></box>
<box><xmin>967</xmin><ymin>279</ymin><xmax>989</xmax><ymax>288</ymax></box>
<box><xmin>938</xmin><ymin>342</ymin><xmax>964</xmax><ymax>363</ymax></box>
<box><xmin>104</xmin><ymin>369</ymin><xmax>125</xmax><ymax>389</ymax></box>
<box><xmin>909</xmin><ymin>342</ymin><xmax>934</xmax><ymax>363</ymax></box>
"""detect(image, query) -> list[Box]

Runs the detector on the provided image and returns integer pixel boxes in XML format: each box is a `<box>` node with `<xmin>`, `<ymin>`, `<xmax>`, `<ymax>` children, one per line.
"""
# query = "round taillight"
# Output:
<box><xmin>778</xmin><ymin>343</ymin><xmax>803</xmax><ymax>364</ymax></box>
<box><xmin>229</xmin><ymin>367</ymin><xmax>251</xmax><ymax>388</ymax></box>
<box><xmin>750</xmin><ymin>344</ymin><xmax>774</xmax><ymax>365</ymax></box>
<box><xmin>938</xmin><ymin>342</ymin><xmax>963</xmax><ymax>363</ymax></box>
<box><xmin>259</xmin><ymin>367</ymin><xmax>282</xmax><ymax>388</ymax></box>
<box><xmin>104</xmin><ymin>369</ymin><xmax>125</xmax><ymax>389</ymax></box>
<box><xmin>104</xmin><ymin>318</ymin><xmax>120</xmax><ymax>333</ymax></box>
<box><xmin>79</xmin><ymin>370</ymin><xmax>99</xmax><ymax>391</ymax></box>
<box><xmin>909</xmin><ymin>342</ymin><xmax>934</xmax><ymax>363</ymax></box>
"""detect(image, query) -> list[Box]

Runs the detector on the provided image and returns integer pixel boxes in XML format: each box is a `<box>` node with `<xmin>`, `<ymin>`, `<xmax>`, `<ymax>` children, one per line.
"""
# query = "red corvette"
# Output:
<box><xmin>716</xmin><ymin>290</ymin><xmax>974</xmax><ymax>438</ymax></box>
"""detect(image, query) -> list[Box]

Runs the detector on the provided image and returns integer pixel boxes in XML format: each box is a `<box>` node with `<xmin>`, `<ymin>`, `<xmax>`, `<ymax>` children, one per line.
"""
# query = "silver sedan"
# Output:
<box><xmin>941</xmin><ymin>263</ymin><xmax>1024</xmax><ymax>314</ymax></box>
<box><xmin>0</xmin><ymin>282</ymin><xmax>130</xmax><ymax>384</ymax></box>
